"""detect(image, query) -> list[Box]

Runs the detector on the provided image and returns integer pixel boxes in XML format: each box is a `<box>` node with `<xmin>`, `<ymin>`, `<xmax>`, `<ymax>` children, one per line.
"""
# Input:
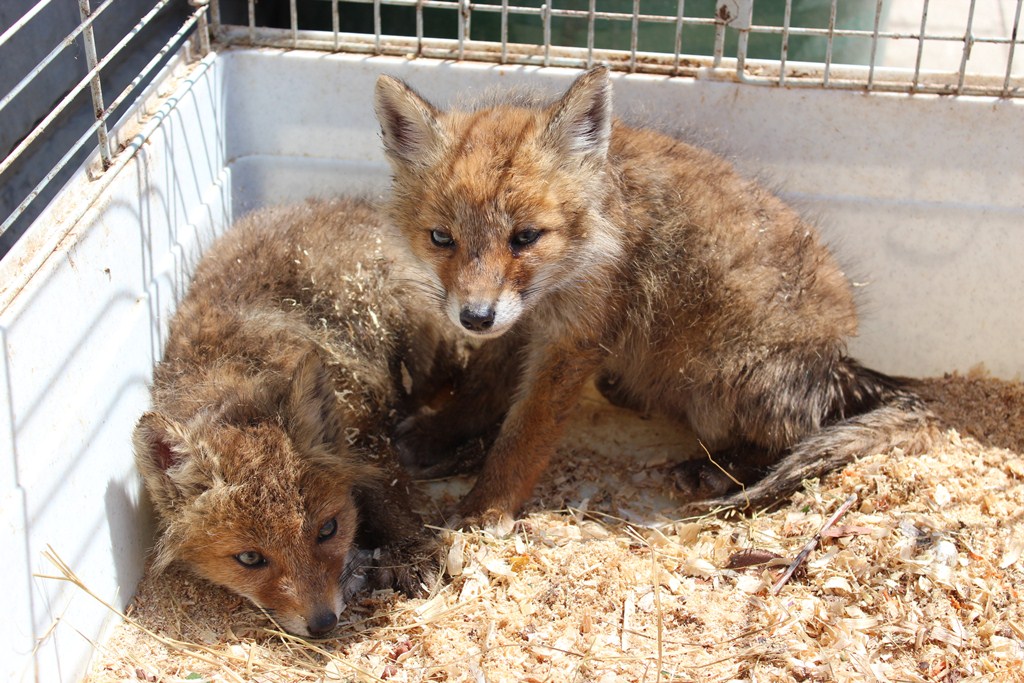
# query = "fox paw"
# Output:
<box><xmin>367</xmin><ymin>537</ymin><xmax>444</xmax><ymax>598</ymax></box>
<box><xmin>674</xmin><ymin>453</ymin><xmax>782</xmax><ymax>516</ymax></box>
<box><xmin>447</xmin><ymin>508</ymin><xmax>516</xmax><ymax>538</ymax></box>
<box><xmin>672</xmin><ymin>459</ymin><xmax>738</xmax><ymax>500</ymax></box>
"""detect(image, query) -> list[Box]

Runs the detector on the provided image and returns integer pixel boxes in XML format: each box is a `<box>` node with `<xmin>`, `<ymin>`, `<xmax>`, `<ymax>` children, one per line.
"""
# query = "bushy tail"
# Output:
<box><xmin>689</xmin><ymin>360</ymin><xmax>937</xmax><ymax>514</ymax></box>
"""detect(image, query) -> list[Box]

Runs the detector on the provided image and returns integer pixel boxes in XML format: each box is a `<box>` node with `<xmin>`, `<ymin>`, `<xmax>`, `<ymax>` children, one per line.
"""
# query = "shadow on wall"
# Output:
<box><xmin>106</xmin><ymin>476</ymin><xmax>157</xmax><ymax>608</ymax></box>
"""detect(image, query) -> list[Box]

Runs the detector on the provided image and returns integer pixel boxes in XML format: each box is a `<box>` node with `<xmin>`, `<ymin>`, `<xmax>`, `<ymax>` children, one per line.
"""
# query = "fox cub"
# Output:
<box><xmin>133</xmin><ymin>198</ymin><xmax>463</xmax><ymax>636</ymax></box>
<box><xmin>375</xmin><ymin>67</ymin><xmax>933</xmax><ymax>530</ymax></box>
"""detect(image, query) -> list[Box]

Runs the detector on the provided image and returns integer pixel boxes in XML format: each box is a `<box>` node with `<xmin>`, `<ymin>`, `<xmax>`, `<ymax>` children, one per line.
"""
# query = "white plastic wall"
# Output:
<box><xmin>0</xmin><ymin>48</ymin><xmax>1020</xmax><ymax>682</ymax></box>
<box><xmin>0</xmin><ymin>53</ymin><xmax>230</xmax><ymax>683</ymax></box>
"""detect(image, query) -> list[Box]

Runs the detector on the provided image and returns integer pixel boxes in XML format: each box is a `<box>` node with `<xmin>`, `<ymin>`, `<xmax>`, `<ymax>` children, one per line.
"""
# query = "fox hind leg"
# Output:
<box><xmin>595</xmin><ymin>370</ymin><xmax>652</xmax><ymax>414</ymax></box>
<box><xmin>674</xmin><ymin>350</ymin><xmax>932</xmax><ymax>514</ymax></box>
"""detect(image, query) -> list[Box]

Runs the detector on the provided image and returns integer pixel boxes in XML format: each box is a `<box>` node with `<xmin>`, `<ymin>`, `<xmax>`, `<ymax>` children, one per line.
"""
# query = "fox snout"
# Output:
<box><xmin>446</xmin><ymin>290</ymin><xmax>523</xmax><ymax>338</ymax></box>
<box><xmin>291</xmin><ymin>547</ymin><xmax>371</xmax><ymax>636</ymax></box>
<box><xmin>304</xmin><ymin>606</ymin><xmax>340</xmax><ymax>637</ymax></box>
<box><xmin>458</xmin><ymin>302</ymin><xmax>495</xmax><ymax>332</ymax></box>
<box><xmin>250</xmin><ymin>555</ymin><xmax>351</xmax><ymax>638</ymax></box>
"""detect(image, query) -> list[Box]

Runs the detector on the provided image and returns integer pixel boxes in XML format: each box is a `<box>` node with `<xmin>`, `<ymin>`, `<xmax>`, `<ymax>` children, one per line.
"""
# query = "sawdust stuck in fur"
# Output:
<box><xmin>87</xmin><ymin>372</ymin><xmax>1024</xmax><ymax>682</ymax></box>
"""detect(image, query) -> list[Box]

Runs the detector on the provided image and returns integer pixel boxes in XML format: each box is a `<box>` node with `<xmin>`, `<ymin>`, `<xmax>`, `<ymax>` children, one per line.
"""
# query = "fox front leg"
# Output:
<box><xmin>454</xmin><ymin>338</ymin><xmax>604</xmax><ymax>535</ymax></box>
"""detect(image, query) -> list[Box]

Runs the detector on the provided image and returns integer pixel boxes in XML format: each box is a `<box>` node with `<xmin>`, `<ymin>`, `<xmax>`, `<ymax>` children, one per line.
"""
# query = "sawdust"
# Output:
<box><xmin>86</xmin><ymin>372</ymin><xmax>1024</xmax><ymax>682</ymax></box>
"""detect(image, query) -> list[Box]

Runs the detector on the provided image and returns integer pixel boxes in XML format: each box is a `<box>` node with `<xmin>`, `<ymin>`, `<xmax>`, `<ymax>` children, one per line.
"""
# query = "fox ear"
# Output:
<box><xmin>133</xmin><ymin>411</ymin><xmax>197</xmax><ymax>514</ymax></box>
<box><xmin>544</xmin><ymin>66</ymin><xmax>612</xmax><ymax>160</ymax></box>
<box><xmin>375</xmin><ymin>75</ymin><xmax>445</xmax><ymax>167</ymax></box>
<box><xmin>286</xmin><ymin>350</ymin><xmax>343</xmax><ymax>451</ymax></box>
<box><xmin>134</xmin><ymin>411</ymin><xmax>189</xmax><ymax>473</ymax></box>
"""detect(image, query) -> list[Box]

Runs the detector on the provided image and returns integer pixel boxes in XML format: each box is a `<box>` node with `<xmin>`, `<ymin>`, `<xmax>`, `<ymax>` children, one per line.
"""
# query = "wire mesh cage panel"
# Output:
<box><xmin>0</xmin><ymin>0</ymin><xmax>211</xmax><ymax>256</ymax></box>
<box><xmin>211</xmin><ymin>0</ymin><xmax>1024</xmax><ymax>96</ymax></box>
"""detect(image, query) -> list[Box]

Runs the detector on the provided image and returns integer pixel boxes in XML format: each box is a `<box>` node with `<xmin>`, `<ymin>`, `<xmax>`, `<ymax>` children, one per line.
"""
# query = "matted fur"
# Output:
<box><xmin>375</xmin><ymin>68</ymin><xmax>935</xmax><ymax>528</ymax></box>
<box><xmin>134</xmin><ymin>198</ymin><xmax>467</xmax><ymax>636</ymax></box>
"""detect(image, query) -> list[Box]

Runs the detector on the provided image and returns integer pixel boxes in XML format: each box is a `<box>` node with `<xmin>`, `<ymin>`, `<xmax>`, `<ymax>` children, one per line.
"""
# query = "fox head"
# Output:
<box><xmin>374</xmin><ymin>67</ymin><xmax>623</xmax><ymax>338</ymax></box>
<box><xmin>133</xmin><ymin>351</ymin><xmax>378</xmax><ymax>637</ymax></box>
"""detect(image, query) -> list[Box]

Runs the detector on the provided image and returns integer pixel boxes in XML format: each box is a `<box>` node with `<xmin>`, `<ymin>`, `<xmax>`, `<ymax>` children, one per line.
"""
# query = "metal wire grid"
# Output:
<box><xmin>0</xmin><ymin>0</ymin><xmax>210</xmax><ymax>243</ymax></box>
<box><xmin>211</xmin><ymin>0</ymin><xmax>1024</xmax><ymax>97</ymax></box>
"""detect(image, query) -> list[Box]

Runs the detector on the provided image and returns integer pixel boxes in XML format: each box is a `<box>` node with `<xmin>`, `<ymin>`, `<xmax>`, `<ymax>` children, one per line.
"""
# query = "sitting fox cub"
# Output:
<box><xmin>375</xmin><ymin>67</ymin><xmax>933</xmax><ymax>530</ymax></box>
<box><xmin>133</xmin><ymin>198</ymin><xmax>462</xmax><ymax>636</ymax></box>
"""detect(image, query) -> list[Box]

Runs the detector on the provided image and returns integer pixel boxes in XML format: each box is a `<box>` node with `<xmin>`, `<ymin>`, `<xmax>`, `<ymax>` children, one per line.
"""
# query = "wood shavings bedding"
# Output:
<box><xmin>87</xmin><ymin>372</ymin><xmax>1024</xmax><ymax>682</ymax></box>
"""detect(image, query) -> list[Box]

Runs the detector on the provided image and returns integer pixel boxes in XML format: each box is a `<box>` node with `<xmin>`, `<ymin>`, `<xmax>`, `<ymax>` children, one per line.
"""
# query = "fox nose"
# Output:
<box><xmin>306</xmin><ymin>609</ymin><xmax>338</xmax><ymax>636</ymax></box>
<box><xmin>459</xmin><ymin>305</ymin><xmax>495</xmax><ymax>332</ymax></box>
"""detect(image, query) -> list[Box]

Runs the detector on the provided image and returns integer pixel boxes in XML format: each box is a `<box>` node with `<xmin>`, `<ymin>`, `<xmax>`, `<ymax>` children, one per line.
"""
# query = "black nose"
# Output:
<box><xmin>307</xmin><ymin>609</ymin><xmax>338</xmax><ymax>636</ymax></box>
<box><xmin>459</xmin><ymin>305</ymin><xmax>495</xmax><ymax>332</ymax></box>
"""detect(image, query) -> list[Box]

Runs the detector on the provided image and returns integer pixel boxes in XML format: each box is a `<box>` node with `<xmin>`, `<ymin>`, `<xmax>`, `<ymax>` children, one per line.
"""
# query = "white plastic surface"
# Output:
<box><xmin>0</xmin><ymin>48</ymin><xmax>1021</xmax><ymax>682</ymax></box>
<box><xmin>0</xmin><ymin>54</ymin><xmax>230</xmax><ymax>683</ymax></box>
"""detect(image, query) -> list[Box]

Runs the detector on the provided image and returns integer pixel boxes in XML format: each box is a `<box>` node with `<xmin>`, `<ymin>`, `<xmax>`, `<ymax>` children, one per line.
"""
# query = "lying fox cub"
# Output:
<box><xmin>133</xmin><ymin>198</ymin><xmax>463</xmax><ymax>636</ymax></box>
<box><xmin>375</xmin><ymin>67</ymin><xmax>933</xmax><ymax>531</ymax></box>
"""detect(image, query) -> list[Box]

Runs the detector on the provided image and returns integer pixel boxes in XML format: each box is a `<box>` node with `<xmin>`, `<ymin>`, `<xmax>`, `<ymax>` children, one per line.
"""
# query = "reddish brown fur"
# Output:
<box><xmin>375</xmin><ymin>69</ymin><xmax>934</xmax><ymax>529</ymax></box>
<box><xmin>134</xmin><ymin>198</ymin><xmax>466</xmax><ymax>635</ymax></box>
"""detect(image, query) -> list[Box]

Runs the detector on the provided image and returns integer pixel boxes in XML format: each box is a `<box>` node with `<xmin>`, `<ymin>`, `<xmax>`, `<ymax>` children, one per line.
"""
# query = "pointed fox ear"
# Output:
<box><xmin>286</xmin><ymin>349</ymin><xmax>343</xmax><ymax>451</ymax></box>
<box><xmin>543</xmin><ymin>66</ymin><xmax>612</xmax><ymax>159</ymax></box>
<box><xmin>133</xmin><ymin>411</ymin><xmax>197</xmax><ymax>514</ymax></box>
<box><xmin>134</xmin><ymin>411</ymin><xmax>189</xmax><ymax>473</ymax></box>
<box><xmin>374</xmin><ymin>75</ymin><xmax>445</xmax><ymax>167</ymax></box>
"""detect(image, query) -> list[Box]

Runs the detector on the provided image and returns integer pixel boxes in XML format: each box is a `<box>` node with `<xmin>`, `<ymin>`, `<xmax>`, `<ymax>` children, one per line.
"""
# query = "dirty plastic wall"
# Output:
<box><xmin>0</xmin><ymin>48</ymin><xmax>1021</xmax><ymax>682</ymax></box>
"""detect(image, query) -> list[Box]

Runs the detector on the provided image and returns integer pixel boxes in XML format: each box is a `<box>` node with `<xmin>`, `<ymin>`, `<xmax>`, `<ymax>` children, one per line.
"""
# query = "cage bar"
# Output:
<box><xmin>332</xmin><ymin>0</ymin><xmax>340</xmax><ymax>50</ymax></box>
<box><xmin>823</xmin><ymin>0</ymin><xmax>837</xmax><ymax>86</ymax></box>
<box><xmin>0</xmin><ymin>0</ymin><xmax>179</xmax><ymax>183</ymax></box>
<box><xmin>247</xmin><ymin>0</ymin><xmax>256</xmax><ymax>43</ymax></box>
<box><xmin>0</xmin><ymin>0</ymin><xmax>116</xmax><ymax>118</ymax></box>
<box><xmin>866</xmin><ymin>0</ymin><xmax>883</xmax><ymax>90</ymax></box>
<box><xmin>1006</xmin><ymin>0</ymin><xmax>1023</xmax><ymax>95</ymax></box>
<box><xmin>0</xmin><ymin>0</ymin><xmax>56</xmax><ymax>50</ymax></box>
<box><xmin>374</xmin><ymin>0</ymin><xmax>382</xmax><ymax>53</ymax></box>
<box><xmin>191</xmin><ymin>0</ymin><xmax>211</xmax><ymax>54</ymax></box>
<box><xmin>778</xmin><ymin>0</ymin><xmax>792</xmax><ymax>86</ymax></box>
<box><xmin>958</xmin><ymin>0</ymin><xmax>979</xmax><ymax>93</ymax></box>
<box><xmin>912</xmin><ymin>0</ymin><xmax>930</xmax><ymax>91</ymax></box>
<box><xmin>543</xmin><ymin>1</ymin><xmax>551</xmax><ymax>67</ymax></box>
<box><xmin>629</xmin><ymin>0</ymin><xmax>639</xmax><ymax>73</ymax></box>
<box><xmin>672</xmin><ymin>0</ymin><xmax>685</xmax><ymax>75</ymax></box>
<box><xmin>78</xmin><ymin>0</ymin><xmax>113</xmax><ymax>168</ymax></box>
<box><xmin>290</xmin><ymin>0</ymin><xmax>299</xmax><ymax>47</ymax></box>
<box><xmin>500</xmin><ymin>0</ymin><xmax>508</xmax><ymax>63</ymax></box>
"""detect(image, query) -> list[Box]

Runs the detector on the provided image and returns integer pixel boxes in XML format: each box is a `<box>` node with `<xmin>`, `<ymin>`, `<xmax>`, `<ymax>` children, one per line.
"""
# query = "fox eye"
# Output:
<box><xmin>430</xmin><ymin>229</ymin><xmax>454</xmax><ymax>248</ymax></box>
<box><xmin>317</xmin><ymin>518</ymin><xmax>337</xmax><ymax>542</ymax></box>
<box><xmin>511</xmin><ymin>228</ymin><xmax>542</xmax><ymax>249</ymax></box>
<box><xmin>236</xmin><ymin>551</ymin><xmax>267</xmax><ymax>568</ymax></box>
